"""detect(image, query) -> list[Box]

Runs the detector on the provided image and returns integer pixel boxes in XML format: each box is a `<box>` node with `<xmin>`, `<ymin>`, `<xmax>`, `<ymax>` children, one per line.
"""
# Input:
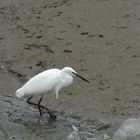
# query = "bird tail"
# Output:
<box><xmin>15</xmin><ymin>88</ymin><xmax>25</xmax><ymax>98</ymax></box>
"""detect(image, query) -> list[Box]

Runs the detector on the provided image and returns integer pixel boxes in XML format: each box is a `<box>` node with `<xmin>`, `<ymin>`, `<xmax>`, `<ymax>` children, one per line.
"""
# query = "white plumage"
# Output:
<box><xmin>15</xmin><ymin>66</ymin><xmax>89</xmax><ymax>117</ymax></box>
<box><xmin>15</xmin><ymin>67</ymin><xmax>78</xmax><ymax>99</ymax></box>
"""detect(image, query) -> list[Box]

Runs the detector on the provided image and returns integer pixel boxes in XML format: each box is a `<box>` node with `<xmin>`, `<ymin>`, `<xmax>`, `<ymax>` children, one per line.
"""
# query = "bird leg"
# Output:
<box><xmin>27</xmin><ymin>96</ymin><xmax>42</xmax><ymax>115</ymax></box>
<box><xmin>37</xmin><ymin>98</ymin><xmax>57</xmax><ymax>119</ymax></box>
<box><xmin>27</xmin><ymin>96</ymin><xmax>34</xmax><ymax>105</ymax></box>
<box><xmin>27</xmin><ymin>96</ymin><xmax>56</xmax><ymax>119</ymax></box>
<box><xmin>38</xmin><ymin>96</ymin><xmax>43</xmax><ymax>116</ymax></box>
<box><xmin>27</xmin><ymin>96</ymin><xmax>43</xmax><ymax>116</ymax></box>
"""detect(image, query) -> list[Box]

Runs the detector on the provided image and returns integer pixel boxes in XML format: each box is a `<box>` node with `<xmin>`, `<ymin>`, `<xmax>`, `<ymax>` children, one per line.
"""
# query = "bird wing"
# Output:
<box><xmin>22</xmin><ymin>69</ymin><xmax>61</xmax><ymax>95</ymax></box>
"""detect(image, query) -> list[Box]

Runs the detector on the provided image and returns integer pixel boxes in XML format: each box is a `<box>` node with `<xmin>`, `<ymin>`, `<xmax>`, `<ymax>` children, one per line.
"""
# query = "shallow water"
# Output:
<box><xmin>0</xmin><ymin>95</ymin><xmax>112</xmax><ymax>140</ymax></box>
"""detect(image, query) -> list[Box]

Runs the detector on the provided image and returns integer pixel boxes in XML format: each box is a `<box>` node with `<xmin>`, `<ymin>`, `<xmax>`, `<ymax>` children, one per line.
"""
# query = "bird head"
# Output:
<box><xmin>61</xmin><ymin>67</ymin><xmax>90</xmax><ymax>83</ymax></box>
<box><xmin>61</xmin><ymin>67</ymin><xmax>77</xmax><ymax>76</ymax></box>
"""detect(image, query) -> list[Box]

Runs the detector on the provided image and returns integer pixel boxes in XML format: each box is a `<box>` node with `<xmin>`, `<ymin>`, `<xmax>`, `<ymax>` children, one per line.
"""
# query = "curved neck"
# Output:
<box><xmin>60</xmin><ymin>71</ymin><xmax>73</xmax><ymax>88</ymax></box>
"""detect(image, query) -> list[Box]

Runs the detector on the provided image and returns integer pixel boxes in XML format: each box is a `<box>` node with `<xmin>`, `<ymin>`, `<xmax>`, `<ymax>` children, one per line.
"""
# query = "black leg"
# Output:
<box><xmin>27</xmin><ymin>96</ymin><xmax>43</xmax><ymax>116</ymax></box>
<box><xmin>38</xmin><ymin>102</ymin><xmax>57</xmax><ymax>119</ymax></box>
<box><xmin>27</xmin><ymin>96</ymin><xmax>34</xmax><ymax>105</ymax></box>
<box><xmin>37</xmin><ymin>96</ymin><xmax>43</xmax><ymax>116</ymax></box>
<box><xmin>26</xmin><ymin>96</ymin><xmax>56</xmax><ymax>119</ymax></box>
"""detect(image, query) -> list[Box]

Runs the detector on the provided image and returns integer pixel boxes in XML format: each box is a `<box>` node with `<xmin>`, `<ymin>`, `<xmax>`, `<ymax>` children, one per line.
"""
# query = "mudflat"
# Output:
<box><xmin>0</xmin><ymin>0</ymin><xmax>140</xmax><ymax>139</ymax></box>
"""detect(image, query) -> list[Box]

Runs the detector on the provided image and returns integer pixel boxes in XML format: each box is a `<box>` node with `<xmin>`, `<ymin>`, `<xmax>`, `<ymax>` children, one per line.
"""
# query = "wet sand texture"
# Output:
<box><xmin>0</xmin><ymin>0</ymin><xmax>140</xmax><ymax>139</ymax></box>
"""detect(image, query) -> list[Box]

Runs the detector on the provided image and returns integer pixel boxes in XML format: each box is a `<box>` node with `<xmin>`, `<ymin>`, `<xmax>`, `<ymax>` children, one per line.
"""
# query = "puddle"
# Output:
<box><xmin>0</xmin><ymin>95</ymin><xmax>111</xmax><ymax>140</ymax></box>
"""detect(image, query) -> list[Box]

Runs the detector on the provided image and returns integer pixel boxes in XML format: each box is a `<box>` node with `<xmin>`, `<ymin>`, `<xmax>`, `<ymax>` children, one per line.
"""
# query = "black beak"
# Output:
<box><xmin>72</xmin><ymin>72</ymin><xmax>90</xmax><ymax>83</ymax></box>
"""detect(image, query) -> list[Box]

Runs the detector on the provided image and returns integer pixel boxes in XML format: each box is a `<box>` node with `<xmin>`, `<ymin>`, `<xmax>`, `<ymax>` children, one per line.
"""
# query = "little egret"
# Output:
<box><xmin>15</xmin><ymin>67</ymin><xmax>90</xmax><ymax>118</ymax></box>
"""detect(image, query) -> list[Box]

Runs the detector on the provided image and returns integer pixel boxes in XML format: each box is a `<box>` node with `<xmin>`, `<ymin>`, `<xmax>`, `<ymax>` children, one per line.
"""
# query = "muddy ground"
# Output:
<box><xmin>0</xmin><ymin>0</ymin><xmax>140</xmax><ymax>139</ymax></box>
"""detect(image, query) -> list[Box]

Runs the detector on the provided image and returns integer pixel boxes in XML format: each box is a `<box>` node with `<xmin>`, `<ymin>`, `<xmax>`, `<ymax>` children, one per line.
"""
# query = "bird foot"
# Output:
<box><xmin>41</xmin><ymin>107</ymin><xmax>57</xmax><ymax>119</ymax></box>
<box><xmin>48</xmin><ymin>111</ymin><xmax>57</xmax><ymax>119</ymax></box>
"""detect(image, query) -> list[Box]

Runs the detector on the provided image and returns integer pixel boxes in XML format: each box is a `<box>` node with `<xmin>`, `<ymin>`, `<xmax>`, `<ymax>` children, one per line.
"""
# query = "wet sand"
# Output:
<box><xmin>0</xmin><ymin>0</ymin><xmax>140</xmax><ymax>139</ymax></box>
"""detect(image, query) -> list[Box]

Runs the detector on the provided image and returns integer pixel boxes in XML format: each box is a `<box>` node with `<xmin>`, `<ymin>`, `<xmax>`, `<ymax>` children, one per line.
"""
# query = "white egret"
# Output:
<box><xmin>15</xmin><ymin>67</ymin><xmax>89</xmax><ymax>118</ymax></box>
